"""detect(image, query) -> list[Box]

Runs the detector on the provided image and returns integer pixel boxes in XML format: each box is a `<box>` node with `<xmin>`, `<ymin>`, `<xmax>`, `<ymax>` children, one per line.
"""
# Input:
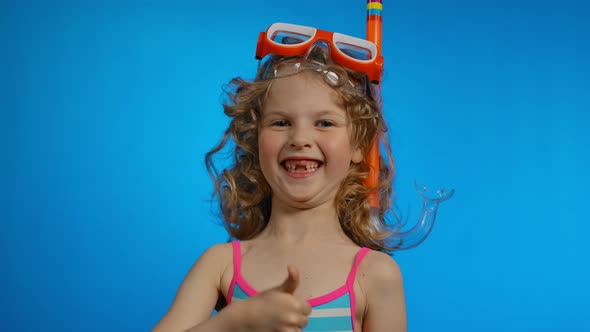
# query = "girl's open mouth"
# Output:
<box><xmin>281</xmin><ymin>159</ymin><xmax>323</xmax><ymax>173</ymax></box>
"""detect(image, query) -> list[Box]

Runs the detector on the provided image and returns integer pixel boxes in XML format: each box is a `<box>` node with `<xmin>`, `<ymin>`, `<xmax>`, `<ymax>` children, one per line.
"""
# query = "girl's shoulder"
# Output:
<box><xmin>358</xmin><ymin>250</ymin><xmax>403</xmax><ymax>287</ymax></box>
<box><xmin>185</xmin><ymin>242</ymin><xmax>234</xmax><ymax>290</ymax></box>
<box><xmin>197</xmin><ymin>242</ymin><xmax>234</xmax><ymax>276</ymax></box>
<box><xmin>200</xmin><ymin>241</ymin><xmax>233</xmax><ymax>259</ymax></box>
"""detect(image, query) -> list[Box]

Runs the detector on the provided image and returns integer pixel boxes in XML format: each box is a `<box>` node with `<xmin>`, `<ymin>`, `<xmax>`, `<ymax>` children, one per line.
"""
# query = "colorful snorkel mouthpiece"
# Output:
<box><xmin>380</xmin><ymin>183</ymin><xmax>456</xmax><ymax>250</ymax></box>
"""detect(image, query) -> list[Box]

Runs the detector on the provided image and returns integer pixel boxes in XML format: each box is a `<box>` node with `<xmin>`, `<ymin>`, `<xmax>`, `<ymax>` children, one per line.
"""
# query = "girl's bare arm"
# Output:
<box><xmin>361</xmin><ymin>251</ymin><xmax>407</xmax><ymax>332</ymax></box>
<box><xmin>152</xmin><ymin>243</ymin><xmax>236</xmax><ymax>332</ymax></box>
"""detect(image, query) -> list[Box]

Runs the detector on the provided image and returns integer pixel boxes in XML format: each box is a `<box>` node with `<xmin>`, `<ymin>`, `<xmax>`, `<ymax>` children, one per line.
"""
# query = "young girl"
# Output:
<box><xmin>153</xmin><ymin>23</ymin><xmax>406</xmax><ymax>332</ymax></box>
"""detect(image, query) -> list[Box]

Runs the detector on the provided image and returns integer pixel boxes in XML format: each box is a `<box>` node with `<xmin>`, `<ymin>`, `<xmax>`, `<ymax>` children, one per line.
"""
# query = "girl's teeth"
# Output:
<box><xmin>284</xmin><ymin>161</ymin><xmax>319</xmax><ymax>172</ymax></box>
<box><xmin>305</xmin><ymin>164</ymin><xmax>318</xmax><ymax>171</ymax></box>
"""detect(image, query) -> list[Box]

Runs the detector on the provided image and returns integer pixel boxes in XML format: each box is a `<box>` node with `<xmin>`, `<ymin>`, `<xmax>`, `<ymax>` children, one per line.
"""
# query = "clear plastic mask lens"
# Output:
<box><xmin>271</xmin><ymin>30</ymin><xmax>312</xmax><ymax>45</ymax></box>
<box><xmin>336</xmin><ymin>42</ymin><xmax>372</xmax><ymax>60</ymax></box>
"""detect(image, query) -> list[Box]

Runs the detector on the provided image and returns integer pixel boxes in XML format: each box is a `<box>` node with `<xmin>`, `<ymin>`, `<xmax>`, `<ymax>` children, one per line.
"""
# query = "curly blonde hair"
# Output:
<box><xmin>205</xmin><ymin>57</ymin><xmax>397</xmax><ymax>251</ymax></box>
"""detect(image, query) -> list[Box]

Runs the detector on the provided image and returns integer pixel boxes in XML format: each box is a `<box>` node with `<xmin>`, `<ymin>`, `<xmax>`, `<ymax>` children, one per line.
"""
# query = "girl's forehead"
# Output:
<box><xmin>263</xmin><ymin>72</ymin><xmax>345</xmax><ymax>111</ymax></box>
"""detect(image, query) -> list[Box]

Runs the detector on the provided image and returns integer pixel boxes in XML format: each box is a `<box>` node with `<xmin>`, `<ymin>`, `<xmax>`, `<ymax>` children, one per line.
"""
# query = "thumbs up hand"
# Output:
<box><xmin>276</xmin><ymin>265</ymin><xmax>302</xmax><ymax>294</ymax></box>
<box><xmin>232</xmin><ymin>265</ymin><xmax>312</xmax><ymax>332</ymax></box>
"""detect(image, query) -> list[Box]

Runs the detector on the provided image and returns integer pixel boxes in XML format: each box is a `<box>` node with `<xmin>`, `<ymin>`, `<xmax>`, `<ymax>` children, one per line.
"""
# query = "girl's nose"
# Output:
<box><xmin>289</xmin><ymin>126</ymin><xmax>313</xmax><ymax>149</ymax></box>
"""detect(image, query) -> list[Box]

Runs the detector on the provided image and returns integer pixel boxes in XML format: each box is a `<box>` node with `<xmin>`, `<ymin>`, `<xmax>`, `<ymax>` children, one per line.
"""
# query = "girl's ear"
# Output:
<box><xmin>351</xmin><ymin>147</ymin><xmax>364</xmax><ymax>164</ymax></box>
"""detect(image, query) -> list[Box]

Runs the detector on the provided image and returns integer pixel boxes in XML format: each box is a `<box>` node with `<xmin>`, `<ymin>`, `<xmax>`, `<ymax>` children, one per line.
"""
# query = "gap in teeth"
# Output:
<box><xmin>283</xmin><ymin>161</ymin><xmax>319</xmax><ymax>172</ymax></box>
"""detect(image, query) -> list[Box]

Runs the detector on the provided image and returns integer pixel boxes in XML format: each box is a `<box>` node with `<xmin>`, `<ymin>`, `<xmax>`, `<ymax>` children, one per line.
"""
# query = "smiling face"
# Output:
<box><xmin>258</xmin><ymin>72</ymin><xmax>363</xmax><ymax>210</ymax></box>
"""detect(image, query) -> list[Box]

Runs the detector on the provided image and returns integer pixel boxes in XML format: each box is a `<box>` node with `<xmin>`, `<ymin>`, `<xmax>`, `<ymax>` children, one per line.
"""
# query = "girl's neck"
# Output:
<box><xmin>259</xmin><ymin>198</ymin><xmax>347</xmax><ymax>244</ymax></box>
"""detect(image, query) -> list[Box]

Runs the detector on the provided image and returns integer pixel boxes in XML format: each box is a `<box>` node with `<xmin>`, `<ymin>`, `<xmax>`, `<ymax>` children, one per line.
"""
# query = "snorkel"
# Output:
<box><xmin>364</xmin><ymin>0</ymin><xmax>383</xmax><ymax>212</ymax></box>
<box><xmin>365</xmin><ymin>0</ymin><xmax>455</xmax><ymax>250</ymax></box>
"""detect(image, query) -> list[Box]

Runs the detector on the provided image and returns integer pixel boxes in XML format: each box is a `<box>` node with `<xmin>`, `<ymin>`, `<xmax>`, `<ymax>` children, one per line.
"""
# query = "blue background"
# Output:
<box><xmin>2</xmin><ymin>0</ymin><xmax>589</xmax><ymax>331</ymax></box>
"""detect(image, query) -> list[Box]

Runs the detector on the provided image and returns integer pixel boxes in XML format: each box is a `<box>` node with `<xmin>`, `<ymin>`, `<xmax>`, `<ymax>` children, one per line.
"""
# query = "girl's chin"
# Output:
<box><xmin>272</xmin><ymin>193</ymin><xmax>336</xmax><ymax>210</ymax></box>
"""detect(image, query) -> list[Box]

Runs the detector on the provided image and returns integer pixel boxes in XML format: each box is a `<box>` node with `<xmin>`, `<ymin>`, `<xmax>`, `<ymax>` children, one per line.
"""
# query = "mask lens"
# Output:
<box><xmin>271</xmin><ymin>30</ymin><xmax>312</xmax><ymax>45</ymax></box>
<box><xmin>335</xmin><ymin>42</ymin><xmax>373</xmax><ymax>60</ymax></box>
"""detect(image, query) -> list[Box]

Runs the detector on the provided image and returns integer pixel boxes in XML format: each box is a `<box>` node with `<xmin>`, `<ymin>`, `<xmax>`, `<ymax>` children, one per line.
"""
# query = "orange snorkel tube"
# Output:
<box><xmin>363</xmin><ymin>0</ymin><xmax>455</xmax><ymax>250</ymax></box>
<box><xmin>364</xmin><ymin>0</ymin><xmax>384</xmax><ymax>210</ymax></box>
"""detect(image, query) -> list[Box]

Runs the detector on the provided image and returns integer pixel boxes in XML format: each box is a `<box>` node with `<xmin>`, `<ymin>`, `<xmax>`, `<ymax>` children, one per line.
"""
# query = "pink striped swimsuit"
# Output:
<box><xmin>227</xmin><ymin>241</ymin><xmax>370</xmax><ymax>332</ymax></box>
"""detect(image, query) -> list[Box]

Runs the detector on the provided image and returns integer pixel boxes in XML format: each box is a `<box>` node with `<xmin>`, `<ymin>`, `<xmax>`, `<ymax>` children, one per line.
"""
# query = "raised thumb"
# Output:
<box><xmin>277</xmin><ymin>265</ymin><xmax>300</xmax><ymax>294</ymax></box>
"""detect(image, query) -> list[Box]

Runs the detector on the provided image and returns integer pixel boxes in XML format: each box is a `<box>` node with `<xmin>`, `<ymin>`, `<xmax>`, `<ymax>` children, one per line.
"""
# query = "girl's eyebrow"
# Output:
<box><xmin>314</xmin><ymin>109</ymin><xmax>347</xmax><ymax>119</ymax></box>
<box><xmin>262</xmin><ymin>108</ymin><xmax>287</xmax><ymax>114</ymax></box>
<box><xmin>262</xmin><ymin>109</ymin><xmax>347</xmax><ymax>119</ymax></box>
<box><xmin>261</xmin><ymin>109</ymin><xmax>290</xmax><ymax>119</ymax></box>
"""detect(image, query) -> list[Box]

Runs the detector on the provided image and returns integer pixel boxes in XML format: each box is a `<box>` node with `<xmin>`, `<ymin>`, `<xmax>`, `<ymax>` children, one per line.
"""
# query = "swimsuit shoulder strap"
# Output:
<box><xmin>231</xmin><ymin>241</ymin><xmax>241</xmax><ymax>277</ymax></box>
<box><xmin>226</xmin><ymin>241</ymin><xmax>244</xmax><ymax>304</ymax></box>
<box><xmin>346</xmin><ymin>247</ymin><xmax>371</xmax><ymax>287</ymax></box>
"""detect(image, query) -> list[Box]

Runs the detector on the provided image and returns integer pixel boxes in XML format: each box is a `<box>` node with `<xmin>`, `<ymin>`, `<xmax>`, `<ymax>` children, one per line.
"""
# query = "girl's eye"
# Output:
<box><xmin>271</xmin><ymin>120</ymin><xmax>289</xmax><ymax>127</ymax></box>
<box><xmin>317</xmin><ymin>120</ymin><xmax>335</xmax><ymax>127</ymax></box>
